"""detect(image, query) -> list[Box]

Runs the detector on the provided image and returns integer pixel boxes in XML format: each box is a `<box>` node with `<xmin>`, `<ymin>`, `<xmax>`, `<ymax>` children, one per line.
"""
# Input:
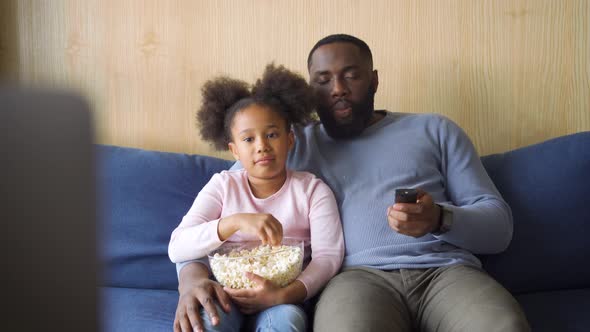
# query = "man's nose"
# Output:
<box><xmin>331</xmin><ymin>77</ymin><xmax>348</xmax><ymax>98</ymax></box>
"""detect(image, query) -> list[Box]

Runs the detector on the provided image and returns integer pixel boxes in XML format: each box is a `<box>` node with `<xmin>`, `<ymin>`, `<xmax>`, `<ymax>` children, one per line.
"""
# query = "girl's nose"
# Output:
<box><xmin>257</xmin><ymin>139</ymin><xmax>270</xmax><ymax>153</ymax></box>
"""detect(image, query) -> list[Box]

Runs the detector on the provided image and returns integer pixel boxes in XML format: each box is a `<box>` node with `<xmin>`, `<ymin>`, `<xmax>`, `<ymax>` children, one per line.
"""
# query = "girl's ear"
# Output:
<box><xmin>288</xmin><ymin>130</ymin><xmax>295</xmax><ymax>150</ymax></box>
<box><xmin>228</xmin><ymin>142</ymin><xmax>240</xmax><ymax>161</ymax></box>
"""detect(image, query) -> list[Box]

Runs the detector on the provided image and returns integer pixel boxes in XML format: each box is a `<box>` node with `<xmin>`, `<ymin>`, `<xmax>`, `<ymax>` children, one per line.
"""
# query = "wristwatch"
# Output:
<box><xmin>432</xmin><ymin>204</ymin><xmax>453</xmax><ymax>235</ymax></box>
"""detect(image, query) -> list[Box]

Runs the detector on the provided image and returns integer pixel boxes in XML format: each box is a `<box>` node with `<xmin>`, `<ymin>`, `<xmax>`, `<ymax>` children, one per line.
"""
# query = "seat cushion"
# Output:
<box><xmin>97</xmin><ymin>145</ymin><xmax>233</xmax><ymax>290</ymax></box>
<box><xmin>100</xmin><ymin>287</ymin><xmax>178</xmax><ymax>332</ymax></box>
<box><xmin>480</xmin><ymin>132</ymin><xmax>590</xmax><ymax>294</ymax></box>
<box><xmin>516</xmin><ymin>288</ymin><xmax>590</xmax><ymax>332</ymax></box>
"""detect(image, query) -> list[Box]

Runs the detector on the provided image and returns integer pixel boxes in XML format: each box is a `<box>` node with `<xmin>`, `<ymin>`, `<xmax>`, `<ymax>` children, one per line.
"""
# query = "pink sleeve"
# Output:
<box><xmin>296</xmin><ymin>180</ymin><xmax>344</xmax><ymax>300</ymax></box>
<box><xmin>168</xmin><ymin>173</ymin><xmax>226</xmax><ymax>263</ymax></box>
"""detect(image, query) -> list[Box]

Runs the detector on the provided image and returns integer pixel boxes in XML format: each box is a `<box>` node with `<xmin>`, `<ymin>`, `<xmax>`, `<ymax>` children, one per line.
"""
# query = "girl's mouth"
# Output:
<box><xmin>256</xmin><ymin>157</ymin><xmax>275</xmax><ymax>165</ymax></box>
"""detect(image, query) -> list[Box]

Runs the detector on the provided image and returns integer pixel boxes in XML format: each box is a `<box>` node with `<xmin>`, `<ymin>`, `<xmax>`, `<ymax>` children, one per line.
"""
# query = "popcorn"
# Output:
<box><xmin>209</xmin><ymin>243</ymin><xmax>303</xmax><ymax>289</ymax></box>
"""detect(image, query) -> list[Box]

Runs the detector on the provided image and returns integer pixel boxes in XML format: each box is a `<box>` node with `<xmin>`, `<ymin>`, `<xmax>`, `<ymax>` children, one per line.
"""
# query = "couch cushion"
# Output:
<box><xmin>97</xmin><ymin>145</ymin><xmax>233</xmax><ymax>290</ymax></box>
<box><xmin>516</xmin><ymin>288</ymin><xmax>590</xmax><ymax>332</ymax></box>
<box><xmin>480</xmin><ymin>132</ymin><xmax>590</xmax><ymax>294</ymax></box>
<box><xmin>100</xmin><ymin>287</ymin><xmax>177</xmax><ymax>332</ymax></box>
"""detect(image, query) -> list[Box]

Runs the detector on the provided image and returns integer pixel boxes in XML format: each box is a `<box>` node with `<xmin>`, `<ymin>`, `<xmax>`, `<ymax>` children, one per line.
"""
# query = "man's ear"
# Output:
<box><xmin>228</xmin><ymin>142</ymin><xmax>240</xmax><ymax>161</ymax></box>
<box><xmin>371</xmin><ymin>69</ymin><xmax>379</xmax><ymax>93</ymax></box>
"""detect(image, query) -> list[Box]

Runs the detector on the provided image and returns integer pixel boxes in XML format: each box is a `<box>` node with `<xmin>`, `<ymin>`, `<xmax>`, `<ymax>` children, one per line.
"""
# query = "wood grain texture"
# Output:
<box><xmin>1</xmin><ymin>0</ymin><xmax>588</xmax><ymax>157</ymax></box>
<box><xmin>0</xmin><ymin>0</ymin><xmax>19</xmax><ymax>80</ymax></box>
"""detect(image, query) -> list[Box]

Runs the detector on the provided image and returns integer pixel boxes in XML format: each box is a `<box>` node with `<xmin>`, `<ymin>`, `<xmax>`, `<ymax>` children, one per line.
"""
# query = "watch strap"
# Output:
<box><xmin>433</xmin><ymin>203</ymin><xmax>453</xmax><ymax>235</ymax></box>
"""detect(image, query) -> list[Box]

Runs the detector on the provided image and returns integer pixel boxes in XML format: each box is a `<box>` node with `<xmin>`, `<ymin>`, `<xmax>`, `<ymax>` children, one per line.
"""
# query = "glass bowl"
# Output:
<box><xmin>208</xmin><ymin>238</ymin><xmax>304</xmax><ymax>289</ymax></box>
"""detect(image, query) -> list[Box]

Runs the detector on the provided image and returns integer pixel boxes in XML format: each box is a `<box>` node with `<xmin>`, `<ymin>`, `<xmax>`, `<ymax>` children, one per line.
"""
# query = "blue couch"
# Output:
<box><xmin>98</xmin><ymin>132</ymin><xmax>590</xmax><ymax>332</ymax></box>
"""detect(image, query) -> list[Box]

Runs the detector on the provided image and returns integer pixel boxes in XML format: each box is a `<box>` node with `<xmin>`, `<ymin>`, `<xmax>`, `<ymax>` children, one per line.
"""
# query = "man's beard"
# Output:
<box><xmin>316</xmin><ymin>89</ymin><xmax>376</xmax><ymax>139</ymax></box>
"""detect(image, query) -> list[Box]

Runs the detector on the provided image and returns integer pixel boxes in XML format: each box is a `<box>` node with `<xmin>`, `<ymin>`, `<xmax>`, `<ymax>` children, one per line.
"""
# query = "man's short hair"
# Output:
<box><xmin>307</xmin><ymin>34</ymin><xmax>373</xmax><ymax>70</ymax></box>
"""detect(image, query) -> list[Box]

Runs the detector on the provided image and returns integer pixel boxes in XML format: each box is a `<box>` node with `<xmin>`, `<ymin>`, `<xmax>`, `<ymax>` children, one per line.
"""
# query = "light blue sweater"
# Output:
<box><xmin>286</xmin><ymin>111</ymin><xmax>512</xmax><ymax>270</ymax></box>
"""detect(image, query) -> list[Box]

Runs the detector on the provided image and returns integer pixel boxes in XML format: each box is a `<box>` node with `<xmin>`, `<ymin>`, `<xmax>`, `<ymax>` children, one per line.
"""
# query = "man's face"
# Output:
<box><xmin>308</xmin><ymin>42</ymin><xmax>378</xmax><ymax>139</ymax></box>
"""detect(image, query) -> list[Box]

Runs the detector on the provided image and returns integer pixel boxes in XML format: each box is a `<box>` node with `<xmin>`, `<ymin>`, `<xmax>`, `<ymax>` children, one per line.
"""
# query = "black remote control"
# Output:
<box><xmin>395</xmin><ymin>188</ymin><xmax>418</xmax><ymax>203</ymax></box>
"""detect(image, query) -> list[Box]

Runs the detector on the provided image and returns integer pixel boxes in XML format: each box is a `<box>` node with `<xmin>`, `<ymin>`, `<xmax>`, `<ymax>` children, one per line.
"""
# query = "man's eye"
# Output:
<box><xmin>315</xmin><ymin>76</ymin><xmax>330</xmax><ymax>85</ymax></box>
<box><xmin>345</xmin><ymin>74</ymin><xmax>358</xmax><ymax>80</ymax></box>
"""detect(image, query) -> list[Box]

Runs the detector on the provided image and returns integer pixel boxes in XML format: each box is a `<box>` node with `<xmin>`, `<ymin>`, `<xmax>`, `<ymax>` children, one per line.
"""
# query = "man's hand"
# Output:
<box><xmin>387</xmin><ymin>189</ymin><xmax>441</xmax><ymax>238</ymax></box>
<box><xmin>219</xmin><ymin>213</ymin><xmax>283</xmax><ymax>245</ymax></box>
<box><xmin>223</xmin><ymin>272</ymin><xmax>282</xmax><ymax>314</ymax></box>
<box><xmin>174</xmin><ymin>263</ymin><xmax>232</xmax><ymax>332</ymax></box>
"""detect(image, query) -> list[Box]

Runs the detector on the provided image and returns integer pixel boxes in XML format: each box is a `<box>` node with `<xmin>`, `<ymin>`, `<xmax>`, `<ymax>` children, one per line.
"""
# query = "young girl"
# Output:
<box><xmin>168</xmin><ymin>64</ymin><xmax>344</xmax><ymax>332</ymax></box>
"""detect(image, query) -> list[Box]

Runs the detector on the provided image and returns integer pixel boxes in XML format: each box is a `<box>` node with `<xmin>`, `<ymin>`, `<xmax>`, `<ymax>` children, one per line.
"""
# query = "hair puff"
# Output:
<box><xmin>252</xmin><ymin>63</ymin><xmax>315</xmax><ymax>127</ymax></box>
<box><xmin>197</xmin><ymin>77</ymin><xmax>250</xmax><ymax>150</ymax></box>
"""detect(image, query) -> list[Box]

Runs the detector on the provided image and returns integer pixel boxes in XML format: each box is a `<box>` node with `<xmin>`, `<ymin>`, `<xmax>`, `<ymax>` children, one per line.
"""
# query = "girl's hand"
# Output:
<box><xmin>223</xmin><ymin>272</ymin><xmax>282</xmax><ymax>314</ymax></box>
<box><xmin>239</xmin><ymin>213</ymin><xmax>284</xmax><ymax>245</ymax></box>
<box><xmin>219</xmin><ymin>213</ymin><xmax>283</xmax><ymax>245</ymax></box>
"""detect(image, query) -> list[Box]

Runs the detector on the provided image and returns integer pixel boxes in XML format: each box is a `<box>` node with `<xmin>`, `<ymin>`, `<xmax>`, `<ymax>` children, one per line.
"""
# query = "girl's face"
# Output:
<box><xmin>228</xmin><ymin>104</ymin><xmax>294</xmax><ymax>182</ymax></box>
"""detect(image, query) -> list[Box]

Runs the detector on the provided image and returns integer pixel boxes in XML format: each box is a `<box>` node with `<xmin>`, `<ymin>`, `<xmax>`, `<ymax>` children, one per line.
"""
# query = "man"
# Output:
<box><xmin>174</xmin><ymin>34</ymin><xmax>530</xmax><ymax>332</ymax></box>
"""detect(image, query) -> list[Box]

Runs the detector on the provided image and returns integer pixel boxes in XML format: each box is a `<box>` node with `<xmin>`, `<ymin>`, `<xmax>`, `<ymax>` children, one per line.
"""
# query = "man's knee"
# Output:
<box><xmin>500</xmin><ymin>309</ymin><xmax>531</xmax><ymax>332</ymax></box>
<box><xmin>475</xmin><ymin>292</ymin><xmax>530</xmax><ymax>332</ymax></box>
<box><xmin>461</xmin><ymin>303</ymin><xmax>530</xmax><ymax>332</ymax></box>
<box><xmin>421</xmin><ymin>265</ymin><xmax>530</xmax><ymax>332</ymax></box>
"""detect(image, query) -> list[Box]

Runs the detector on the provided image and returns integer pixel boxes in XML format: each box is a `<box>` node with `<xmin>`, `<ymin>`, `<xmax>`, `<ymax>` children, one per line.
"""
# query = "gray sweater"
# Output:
<box><xmin>287</xmin><ymin>111</ymin><xmax>512</xmax><ymax>269</ymax></box>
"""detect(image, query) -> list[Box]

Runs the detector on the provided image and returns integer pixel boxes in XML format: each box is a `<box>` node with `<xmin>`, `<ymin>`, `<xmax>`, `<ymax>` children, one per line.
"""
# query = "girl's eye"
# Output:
<box><xmin>242</xmin><ymin>137</ymin><xmax>253</xmax><ymax>142</ymax></box>
<box><xmin>267</xmin><ymin>132</ymin><xmax>278</xmax><ymax>138</ymax></box>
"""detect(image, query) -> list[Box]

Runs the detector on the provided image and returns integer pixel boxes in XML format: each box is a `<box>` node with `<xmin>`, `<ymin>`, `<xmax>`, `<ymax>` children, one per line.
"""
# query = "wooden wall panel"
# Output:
<box><xmin>1</xmin><ymin>0</ymin><xmax>588</xmax><ymax>157</ymax></box>
<box><xmin>0</xmin><ymin>1</ymin><xmax>17</xmax><ymax>80</ymax></box>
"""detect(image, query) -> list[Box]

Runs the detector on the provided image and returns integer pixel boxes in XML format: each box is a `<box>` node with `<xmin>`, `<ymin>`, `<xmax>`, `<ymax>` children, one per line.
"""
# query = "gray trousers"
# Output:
<box><xmin>313</xmin><ymin>264</ymin><xmax>530</xmax><ymax>332</ymax></box>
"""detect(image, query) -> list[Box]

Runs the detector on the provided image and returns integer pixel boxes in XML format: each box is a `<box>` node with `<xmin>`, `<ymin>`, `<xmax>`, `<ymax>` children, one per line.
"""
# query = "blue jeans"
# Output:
<box><xmin>201</xmin><ymin>302</ymin><xmax>307</xmax><ymax>332</ymax></box>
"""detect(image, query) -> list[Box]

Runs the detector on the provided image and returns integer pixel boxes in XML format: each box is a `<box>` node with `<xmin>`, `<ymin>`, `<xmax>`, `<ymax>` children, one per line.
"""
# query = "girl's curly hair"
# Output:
<box><xmin>197</xmin><ymin>63</ymin><xmax>315</xmax><ymax>150</ymax></box>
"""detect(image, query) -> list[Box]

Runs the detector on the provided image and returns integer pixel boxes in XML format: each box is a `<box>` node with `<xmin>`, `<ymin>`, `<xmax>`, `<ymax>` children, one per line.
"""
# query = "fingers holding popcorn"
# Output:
<box><xmin>218</xmin><ymin>213</ymin><xmax>283</xmax><ymax>245</ymax></box>
<box><xmin>243</xmin><ymin>213</ymin><xmax>283</xmax><ymax>245</ymax></box>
